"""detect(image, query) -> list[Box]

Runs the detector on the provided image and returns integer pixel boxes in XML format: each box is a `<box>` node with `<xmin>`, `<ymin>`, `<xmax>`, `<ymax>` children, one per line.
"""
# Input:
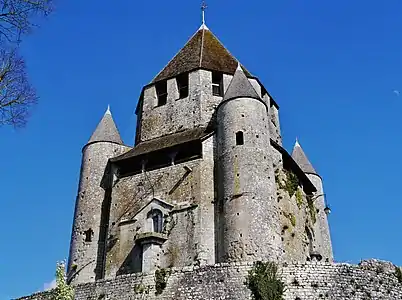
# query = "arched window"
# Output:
<box><xmin>236</xmin><ymin>131</ymin><xmax>244</xmax><ymax>145</ymax></box>
<box><xmin>148</xmin><ymin>209</ymin><xmax>163</xmax><ymax>233</ymax></box>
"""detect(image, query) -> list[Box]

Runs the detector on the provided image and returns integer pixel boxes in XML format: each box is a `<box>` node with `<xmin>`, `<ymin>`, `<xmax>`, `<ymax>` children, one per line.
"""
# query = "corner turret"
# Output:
<box><xmin>68</xmin><ymin>106</ymin><xmax>130</xmax><ymax>285</ymax></box>
<box><xmin>291</xmin><ymin>139</ymin><xmax>316</xmax><ymax>174</ymax></box>
<box><xmin>216</xmin><ymin>65</ymin><xmax>283</xmax><ymax>263</ymax></box>
<box><xmin>87</xmin><ymin>105</ymin><xmax>123</xmax><ymax>146</ymax></box>
<box><xmin>291</xmin><ymin>139</ymin><xmax>333</xmax><ymax>262</ymax></box>
<box><xmin>223</xmin><ymin>64</ymin><xmax>260</xmax><ymax>101</ymax></box>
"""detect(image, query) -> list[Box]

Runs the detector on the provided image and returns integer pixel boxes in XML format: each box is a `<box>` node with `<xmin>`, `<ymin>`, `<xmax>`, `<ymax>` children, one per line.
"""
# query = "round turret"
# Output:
<box><xmin>291</xmin><ymin>140</ymin><xmax>333</xmax><ymax>262</ymax></box>
<box><xmin>67</xmin><ymin>107</ymin><xmax>127</xmax><ymax>285</ymax></box>
<box><xmin>216</xmin><ymin>66</ymin><xmax>283</xmax><ymax>263</ymax></box>
<box><xmin>305</xmin><ymin>172</ymin><xmax>333</xmax><ymax>263</ymax></box>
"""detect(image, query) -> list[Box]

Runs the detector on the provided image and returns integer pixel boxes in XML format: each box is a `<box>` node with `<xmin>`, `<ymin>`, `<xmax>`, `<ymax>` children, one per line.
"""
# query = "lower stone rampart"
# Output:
<box><xmin>15</xmin><ymin>290</ymin><xmax>53</xmax><ymax>300</ymax></box>
<box><xmin>16</xmin><ymin>260</ymin><xmax>402</xmax><ymax>300</ymax></box>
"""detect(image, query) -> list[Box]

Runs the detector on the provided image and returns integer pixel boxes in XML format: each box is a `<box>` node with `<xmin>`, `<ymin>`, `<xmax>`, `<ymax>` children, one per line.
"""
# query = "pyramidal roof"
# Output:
<box><xmin>223</xmin><ymin>65</ymin><xmax>260</xmax><ymax>101</ymax></box>
<box><xmin>291</xmin><ymin>139</ymin><xmax>317</xmax><ymax>174</ymax></box>
<box><xmin>88</xmin><ymin>106</ymin><xmax>123</xmax><ymax>145</ymax></box>
<box><xmin>152</xmin><ymin>25</ymin><xmax>252</xmax><ymax>83</ymax></box>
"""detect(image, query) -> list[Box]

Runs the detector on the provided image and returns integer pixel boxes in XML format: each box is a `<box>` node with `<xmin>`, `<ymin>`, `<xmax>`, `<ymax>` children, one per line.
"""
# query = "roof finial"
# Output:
<box><xmin>105</xmin><ymin>104</ymin><xmax>111</xmax><ymax>115</ymax></box>
<box><xmin>295</xmin><ymin>137</ymin><xmax>300</xmax><ymax>147</ymax></box>
<box><xmin>236</xmin><ymin>62</ymin><xmax>243</xmax><ymax>71</ymax></box>
<box><xmin>201</xmin><ymin>1</ymin><xmax>207</xmax><ymax>25</ymax></box>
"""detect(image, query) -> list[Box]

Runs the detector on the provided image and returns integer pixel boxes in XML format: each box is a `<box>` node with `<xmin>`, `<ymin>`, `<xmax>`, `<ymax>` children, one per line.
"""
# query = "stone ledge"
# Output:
<box><xmin>135</xmin><ymin>232</ymin><xmax>168</xmax><ymax>245</ymax></box>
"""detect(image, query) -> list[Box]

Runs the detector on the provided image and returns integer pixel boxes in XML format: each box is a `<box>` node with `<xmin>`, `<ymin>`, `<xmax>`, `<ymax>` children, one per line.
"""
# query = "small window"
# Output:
<box><xmin>149</xmin><ymin>209</ymin><xmax>163</xmax><ymax>233</ymax></box>
<box><xmin>177</xmin><ymin>73</ymin><xmax>189</xmax><ymax>99</ymax></box>
<box><xmin>212</xmin><ymin>71</ymin><xmax>223</xmax><ymax>96</ymax></box>
<box><xmin>236</xmin><ymin>131</ymin><xmax>244</xmax><ymax>145</ymax></box>
<box><xmin>84</xmin><ymin>228</ymin><xmax>94</xmax><ymax>242</ymax></box>
<box><xmin>155</xmin><ymin>81</ymin><xmax>167</xmax><ymax>106</ymax></box>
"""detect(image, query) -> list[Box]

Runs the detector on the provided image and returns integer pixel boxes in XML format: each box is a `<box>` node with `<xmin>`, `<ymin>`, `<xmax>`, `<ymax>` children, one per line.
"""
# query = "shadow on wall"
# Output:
<box><xmin>116</xmin><ymin>244</ymin><xmax>143</xmax><ymax>276</ymax></box>
<box><xmin>95</xmin><ymin>188</ymin><xmax>112</xmax><ymax>280</ymax></box>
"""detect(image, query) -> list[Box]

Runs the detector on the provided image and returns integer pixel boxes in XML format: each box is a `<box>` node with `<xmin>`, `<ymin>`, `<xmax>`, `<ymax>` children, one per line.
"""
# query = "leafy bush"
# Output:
<box><xmin>284</xmin><ymin>170</ymin><xmax>298</xmax><ymax>197</ymax></box>
<box><xmin>246</xmin><ymin>261</ymin><xmax>286</xmax><ymax>300</ymax></box>
<box><xmin>295</xmin><ymin>189</ymin><xmax>303</xmax><ymax>208</ymax></box>
<box><xmin>155</xmin><ymin>268</ymin><xmax>171</xmax><ymax>295</ymax></box>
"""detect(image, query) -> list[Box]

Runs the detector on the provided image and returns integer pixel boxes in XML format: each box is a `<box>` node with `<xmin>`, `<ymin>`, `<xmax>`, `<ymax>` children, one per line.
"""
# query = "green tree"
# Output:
<box><xmin>53</xmin><ymin>260</ymin><xmax>74</xmax><ymax>300</ymax></box>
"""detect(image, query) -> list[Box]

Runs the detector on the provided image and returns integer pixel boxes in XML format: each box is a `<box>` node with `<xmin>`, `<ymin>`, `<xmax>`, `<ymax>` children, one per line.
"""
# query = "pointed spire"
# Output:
<box><xmin>151</xmin><ymin>25</ymin><xmax>252</xmax><ymax>83</ymax></box>
<box><xmin>291</xmin><ymin>139</ymin><xmax>317</xmax><ymax>174</ymax></box>
<box><xmin>87</xmin><ymin>106</ymin><xmax>123</xmax><ymax>145</ymax></box>
<box><xmin>223</xmin><ymin>63</ymin><xmax>260</xmax><ymax>101</ymax></box>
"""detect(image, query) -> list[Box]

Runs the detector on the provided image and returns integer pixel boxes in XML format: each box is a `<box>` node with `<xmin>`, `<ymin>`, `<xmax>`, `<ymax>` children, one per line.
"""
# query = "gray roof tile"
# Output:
<box><xmin>88</xmin><ymin>107</ymin><xmax>123</xmax><ymax>145</ymax></box>
<box><xmin>152</xmin><ymin>27</ymin><xmax>252</xmax><ymax>83</ymax></box>
<box><xmin>223</xmin><ymin>65</ymin><xmax>260</xmax><ymax>101</ymax></box>
<box><xmin>111</xmin><ymin>127</ymin><xmax>209</xmax><ymax>162</ymax></box>
<box><xmin>291</xmin><ymin>140</ymin><xmax>317</xmax><ymax>174</ymax></box>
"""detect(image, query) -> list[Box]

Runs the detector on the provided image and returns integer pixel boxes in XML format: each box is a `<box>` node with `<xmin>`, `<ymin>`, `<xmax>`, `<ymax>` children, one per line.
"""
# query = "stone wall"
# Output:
<box><xmin>216</xmin><ymin>96</ymin><xmax>282</xmax><ymax>263</ymax></box>
<box><xmin>105</xmin><ymin>136</ymin><xmax>216</xmax><ymax>278</ymax></box>
<box><xmin>68</xmin><ymin>142</ymin><xmax>131</xmax><ymax>285</ymax></box>
<box><xmin>271</xmin><ymin>145</ymin><xmax>333</xmax><ymax>264</ymax></box>
<box><xmin>16</xmin><ymin>260</ymin><xmax>402</xmax><ymax>300</ymax></box>
<box><xmin>72</xmin><ymin>260</ymin><xmax>402</xmax><ymax>300</ymax></box>
<box><xmin>15</xmin><ymin>291</ymin><xmax>53</xmax><ymax>300</ymax></box>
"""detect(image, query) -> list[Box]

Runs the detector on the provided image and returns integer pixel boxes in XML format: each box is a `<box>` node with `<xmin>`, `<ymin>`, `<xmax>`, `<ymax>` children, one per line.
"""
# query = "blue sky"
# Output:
<box><xmin>1</xmin><ymin>0</ymin><xmax>402</xmax><ymax>298</ymax></box>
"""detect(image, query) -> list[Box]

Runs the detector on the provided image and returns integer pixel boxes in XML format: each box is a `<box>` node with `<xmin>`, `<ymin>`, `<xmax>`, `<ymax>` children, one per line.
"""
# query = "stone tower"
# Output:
<box><xmin>67</xmin><ymin>107</ymin><xmax>129</xmax><ymax>285</ymax></box>
<box><xmin>216</xmin><ymin>65</ymin><xmax>282</xmax><ymax>262</ymax></box>
<box><xmin>65</xmin><ymin>21</ymin><xmax>333</xmax><ymax>285</ymax></box>
<box><xmin>291</xmin><ymin>140</ymin><xmax>333</xmax><ymax>262</ymax></box>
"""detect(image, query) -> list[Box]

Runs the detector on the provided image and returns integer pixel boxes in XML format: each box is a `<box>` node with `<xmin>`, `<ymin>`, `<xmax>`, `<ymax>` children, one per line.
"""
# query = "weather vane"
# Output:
<box><xmin>201</xmin><ymin>1</ymin><xmax>207</xmax><ymax>25</ymax></box>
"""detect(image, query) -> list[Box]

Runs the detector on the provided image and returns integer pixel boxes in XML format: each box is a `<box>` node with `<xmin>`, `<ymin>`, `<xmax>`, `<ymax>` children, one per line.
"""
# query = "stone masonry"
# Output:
<box><xmin>15</xmin><ymin>22</ymin><xmax>402</xmax><ymax>300</ymax></box>
<box><xmin>17</xmin><ymin>260</ymin><xmax>402</xmax><ymax>300</ymax></box>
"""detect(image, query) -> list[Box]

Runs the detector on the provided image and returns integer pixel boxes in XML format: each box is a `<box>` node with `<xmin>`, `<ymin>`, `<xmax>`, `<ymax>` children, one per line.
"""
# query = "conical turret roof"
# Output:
<box><xmin>291</xmin><ymin>139</ymin><xmax>317</xmax><ymax>174</ymax></box>
<box><xmin>152</xmin><ymin>26</ymin><xmax>252</xmax><ymax>83</ymax></box>
<box><xmin>223</xmin><ymin>65</ymin><xmax>260</xmax><ymax>101</ymax></box>
<box><xmin>88</xmin><ymin>106</ymin><xmax>123</xmax><ymax>145</ymax></box>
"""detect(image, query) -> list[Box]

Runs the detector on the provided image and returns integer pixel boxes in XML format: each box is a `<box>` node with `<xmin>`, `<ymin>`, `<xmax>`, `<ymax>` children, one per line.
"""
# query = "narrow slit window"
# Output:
<box><xmin>177</xmin><ymin>73</ymin><xmax>189</xmax><ymax>99</ymax></box>
<box><xmin>155</xmin><ymin>81</ymin><xmax>167</xmax><ymax>106</ymax></box>
<box><xmin>212</xmin><ymin>71</ymin><xmax>223</xmax><ymax>96</ymax></box>
<box><xmin>84</xmin><ymin>228</ymin><xmax>94</xmax><ymax>242</ymax></box>
<box><xmin>236</xmin><ymin>131</ymin><xmax>244</xmax><ymax>145</ymax></box>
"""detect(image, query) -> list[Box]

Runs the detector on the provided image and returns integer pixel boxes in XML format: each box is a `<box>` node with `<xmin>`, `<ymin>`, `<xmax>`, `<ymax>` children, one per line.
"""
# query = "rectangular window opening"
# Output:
<box><xmin>212</xmin><ymin>71</ymin><xmax>223</xmax><ymax>96</ymax></box>
<box><xmin>236</xmin><ymin>131</ymin><xmax>244</xmax><ymax>145</ymax></box>
<box><xmin>177</xmin><ymin>73</ymin><xmax>189</xmax><ymax>99</ymax></box>
<box><xmin>155</xmin><ymin>81</ymin><xmax>167</xmax><ymax>106</ymax></box>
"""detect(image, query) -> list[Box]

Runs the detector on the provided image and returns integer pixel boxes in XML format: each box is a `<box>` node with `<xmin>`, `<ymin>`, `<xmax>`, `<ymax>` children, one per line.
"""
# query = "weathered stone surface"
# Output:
<box><xmin>15</xmin><ymin>291</ymin><xmax>53</xmax><ymax>300</ymax></box>
<box><xmin>70</xmin><ymin>260</ymin><xmax>401</xmax><ymax>300</ymax></box>
<box><xmin>67</xmin><ymin>140</ymin><xmax>130</xmax><ymax>285</ymax></box>
<box><xmin>19</xmin><ymin>22</ymin><xmax>398</xmax><ymax>300</ymax></box>
<box><xmin>216</xmin><ymin>96</ymin><xmax>282</xmax><ymax>262</ymax></box>
<box><xmin>103</xmin><ymin>136</ymin><xmax>216</xmax><ymax>278</ymax></box>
